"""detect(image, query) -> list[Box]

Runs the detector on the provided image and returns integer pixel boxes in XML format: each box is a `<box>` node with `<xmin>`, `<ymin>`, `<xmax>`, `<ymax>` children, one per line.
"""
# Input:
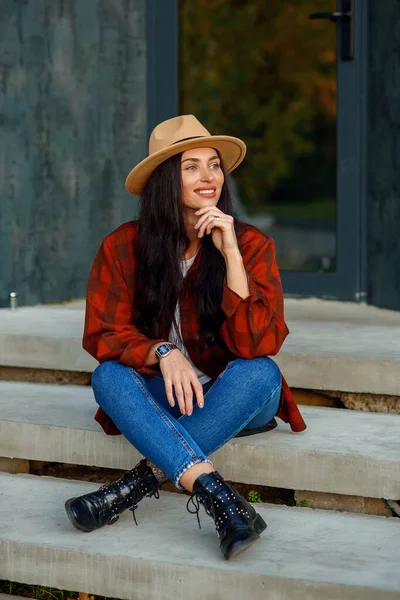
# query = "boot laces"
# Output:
<box><xmin>186</xmin><ymin>488</ymin><xmax>223</xmax><ymax>531</ymax></box>
<box><xmin>99</xmin><ymin>468</ymin><xmax>160</xmax><ymax>526</ymax></box>
<box><xmin>187</xmin><ymin>487</ymin><xmax>250</xmax><ymax>536</ymax></box>
<box><xmin>128</xmin><ymin>482</ymin><xmax>160</xmax><ymax>525</ymax></box>
<box><xmin>186</xmin><ymin>492</ymin><xmax>203</xmax><ymax>529</ymax></box>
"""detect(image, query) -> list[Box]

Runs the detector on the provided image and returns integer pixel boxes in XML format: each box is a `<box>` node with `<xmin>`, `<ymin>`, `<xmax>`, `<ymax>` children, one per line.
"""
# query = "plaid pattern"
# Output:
<box><xmin>84</xmin><ymin>220</ymin><xmax>306</xmax><ymax>435</ymax></box>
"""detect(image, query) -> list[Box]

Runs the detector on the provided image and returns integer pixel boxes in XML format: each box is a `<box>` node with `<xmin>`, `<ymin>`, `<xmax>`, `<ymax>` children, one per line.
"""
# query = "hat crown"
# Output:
<box><xmin>149</xmin><ymin>115</ymin><xmax>211</xmax><ymax>155</ymax></box>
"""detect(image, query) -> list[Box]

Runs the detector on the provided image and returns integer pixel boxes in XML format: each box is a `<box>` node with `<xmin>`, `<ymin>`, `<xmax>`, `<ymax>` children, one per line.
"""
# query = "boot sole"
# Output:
<box><xmin>224</xmin><ymin>532</ymin><xmax>260</xmax><ymax>560</ymax></box>
<box><xmin>223</xmin><ymin>515</ymin><xmax>267</xmax><ymax>560</ymax></box>
<box><xmin>234</xmin><ymin>418</ymin><xmax>278</xmax><ymax>438</ymax></box>
<box><xmin>253</xmin><ymin>513</ymin><xmax>267</xmax><ymax>534</ymax></box>
<box><xmin>64</xmin><ymin>498</ymin><xmax>98</xmax><ymax>533</ymax></box>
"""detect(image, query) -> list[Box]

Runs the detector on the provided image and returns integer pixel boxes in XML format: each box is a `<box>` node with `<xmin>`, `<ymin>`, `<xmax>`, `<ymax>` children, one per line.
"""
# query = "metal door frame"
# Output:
<box><xmin>281</xmin><ymin>0</ymin><xmax>368</xmax><ymax>301</ymax></box>
<box><xmin>147</xmin><ymin>0</ymin><xmax>368</xmax><ymax>302</ymax></box>
<box><xmin>146</xmin><ymin>0</ymin><xmax>179</xmax><ymax>136</ymax></box>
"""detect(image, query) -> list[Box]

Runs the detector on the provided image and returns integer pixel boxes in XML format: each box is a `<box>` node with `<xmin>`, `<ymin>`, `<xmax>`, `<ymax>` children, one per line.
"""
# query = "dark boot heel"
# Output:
<box><xmin>188</xmin><ymin>471</ymin><xmax>268</xmax><ymax>560</ymax></box>
<box><xmin>253</xmin><ymin>513</ymin><xmax>267</xmax><ymax>534</ymax></box>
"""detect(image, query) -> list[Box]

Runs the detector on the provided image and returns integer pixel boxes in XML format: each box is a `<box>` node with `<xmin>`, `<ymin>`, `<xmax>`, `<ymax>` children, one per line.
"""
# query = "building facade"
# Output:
<box><xmin>0</xmin><ymin>0</ymin><xmax>399</xmax><ymax>310</ymax></box>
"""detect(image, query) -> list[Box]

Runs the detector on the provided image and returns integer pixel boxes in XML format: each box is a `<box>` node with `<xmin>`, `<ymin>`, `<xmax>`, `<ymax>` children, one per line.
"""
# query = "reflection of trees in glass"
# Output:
<box><xmin>180</xmin><ymin>0</ymin><xmax>336</xmax><ymax>215</ymax></box>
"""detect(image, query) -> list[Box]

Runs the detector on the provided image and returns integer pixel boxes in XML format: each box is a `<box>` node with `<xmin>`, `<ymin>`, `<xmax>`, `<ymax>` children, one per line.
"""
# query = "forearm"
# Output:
<box><xmin>224</xmin><ymin>249</ymin><xmax>250</xmax><ymax>298</ymax></box>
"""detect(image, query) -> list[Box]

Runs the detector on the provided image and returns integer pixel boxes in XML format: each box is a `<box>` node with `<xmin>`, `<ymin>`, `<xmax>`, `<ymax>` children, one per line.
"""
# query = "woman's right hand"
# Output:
<box><xmin>159</xmin><ymin>349</ymin><xmax>204</xmax><ymax>416</ymax></box>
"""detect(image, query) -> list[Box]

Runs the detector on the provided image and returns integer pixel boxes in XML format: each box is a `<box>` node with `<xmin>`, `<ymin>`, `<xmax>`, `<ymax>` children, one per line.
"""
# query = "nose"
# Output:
<box><xmin>199</xmin><ymin>165</ymin><xmax>213</xmax><ymax>181</ymax></box>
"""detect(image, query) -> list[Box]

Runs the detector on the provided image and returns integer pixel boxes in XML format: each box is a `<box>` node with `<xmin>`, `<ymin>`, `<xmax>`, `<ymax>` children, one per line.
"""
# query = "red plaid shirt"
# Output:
<box><xmin>83</xmin><ymin>220</ymin><xmax>306</xmax><ymax>434</ymax></box>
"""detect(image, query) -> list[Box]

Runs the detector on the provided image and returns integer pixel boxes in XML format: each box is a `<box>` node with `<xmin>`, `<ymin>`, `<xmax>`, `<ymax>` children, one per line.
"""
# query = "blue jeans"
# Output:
<box><xmin>91</xmin><ymin>357</ymin><xmax>282</xmax><ymax>489</ymax></box>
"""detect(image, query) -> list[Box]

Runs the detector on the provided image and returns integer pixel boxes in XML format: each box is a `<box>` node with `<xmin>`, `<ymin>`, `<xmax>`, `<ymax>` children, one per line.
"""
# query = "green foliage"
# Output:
<box><xmin>0</xmin><ymin>581</ymin><xmax>114</xmax><ymax>600</ymax></box>
<box><xmin>0</xmin><ymin>581</ymin><xmax>77</xmax><ymax>600</ymax></box>
<box><xmin>248</xmin><ymin>490</ymin><xmax>263</xmax><ymax>503</ymax></box>
<box><xmin>180</xmin><ymin>0</ymin><xmax>336</xmax><ymax>212</ymax></box>
<box><xmin>267</xmin><ymin>197</ymin><xmax>335</xmax><ymax>222</ymax></box>
<box><xmin>297</xmin><ymin>499</ymin><xmax>309</xmax><ymax>507</ymax></box>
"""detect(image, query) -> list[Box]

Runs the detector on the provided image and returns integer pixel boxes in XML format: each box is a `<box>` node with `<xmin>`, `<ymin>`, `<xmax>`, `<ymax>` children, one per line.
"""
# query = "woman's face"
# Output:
<box><xmin>180</xmin><ymin>147</ymin><xmax>224</xmax><ymax>210</ymax></box>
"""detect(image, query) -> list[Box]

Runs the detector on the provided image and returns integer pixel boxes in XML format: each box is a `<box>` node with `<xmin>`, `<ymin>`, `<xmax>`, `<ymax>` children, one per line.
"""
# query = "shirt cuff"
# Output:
<box><xmin>221</xmin><ymin>276</ymin><xmax>267</xmax><ymax>318</ymax></box>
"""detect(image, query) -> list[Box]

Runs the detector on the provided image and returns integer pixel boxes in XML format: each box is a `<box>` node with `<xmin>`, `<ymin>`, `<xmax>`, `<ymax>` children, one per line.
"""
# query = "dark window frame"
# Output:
<box><xmin>281</xmin><ymin>0</ymin><xmax>369</xmax><ymax>302</ymax></box>
<box><xmin>146</xmin><ymin>0</ymin><xmax>179</xmax><ymax>137</ymax></box>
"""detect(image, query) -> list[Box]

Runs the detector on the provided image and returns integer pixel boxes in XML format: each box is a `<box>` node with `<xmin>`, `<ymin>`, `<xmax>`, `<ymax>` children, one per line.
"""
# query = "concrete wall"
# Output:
<box><xmin>367</xmin><ymin>0</ymin><xmax>400</xmax><ymax>310</ymax></box>
<box><xmin>0</xmin><ymin>0</ymin><xmax>144</xmax><ymax>307</ymax></box>
<box><xmin>2</xmin><ymin>1</ymin><xmax>399</xmax><ymax>310</ymax></box>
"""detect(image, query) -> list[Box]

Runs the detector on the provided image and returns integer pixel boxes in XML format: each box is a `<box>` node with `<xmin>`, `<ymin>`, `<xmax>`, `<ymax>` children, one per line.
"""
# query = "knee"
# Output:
<box><xmin>230</xmin><ymin>357</ymin><xmax>282</xmax><ymax>393</ymax></box>
<box><xmin>91</xmin><ymin>360</ymin><xmax>119</xmax><ymax>394</ymax></box>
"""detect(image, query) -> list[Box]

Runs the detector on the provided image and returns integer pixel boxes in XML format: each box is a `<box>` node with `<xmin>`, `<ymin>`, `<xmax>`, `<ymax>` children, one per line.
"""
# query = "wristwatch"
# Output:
<box><xmin>155</xmin><ymin>342</ymin><xmax>179</xmax><ymax>362</ymax></box>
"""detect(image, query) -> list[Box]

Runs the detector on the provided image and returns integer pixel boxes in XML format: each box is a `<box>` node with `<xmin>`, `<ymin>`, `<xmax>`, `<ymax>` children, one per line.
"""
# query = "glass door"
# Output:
<box><xmin>179</xmin><ymin>0</ymin><xmax>366</xmax><ymax>301</ymax></box>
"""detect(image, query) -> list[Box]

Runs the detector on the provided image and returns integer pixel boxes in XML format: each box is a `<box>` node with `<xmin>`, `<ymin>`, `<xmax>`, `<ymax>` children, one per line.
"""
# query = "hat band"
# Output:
<box><xmin>171</xmin><ymin>136</ymin><xmax>206</xmax><ymax>145</ymax></box>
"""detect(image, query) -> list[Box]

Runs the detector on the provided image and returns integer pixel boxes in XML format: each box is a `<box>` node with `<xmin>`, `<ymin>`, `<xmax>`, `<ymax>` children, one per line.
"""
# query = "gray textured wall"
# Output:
<box><xmin>367</xmin><ymin>0</ymin><xmax>400</xmax><ymax>310</ymax></box>
<box><xmin>0</xmin><ymin>0</ymin><xmax>145</xmax><ymax>307</ymax></box>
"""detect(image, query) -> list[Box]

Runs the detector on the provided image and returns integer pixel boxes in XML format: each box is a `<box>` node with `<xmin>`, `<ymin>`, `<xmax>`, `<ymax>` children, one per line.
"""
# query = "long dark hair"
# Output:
<box><xmin>133</xmin><ymin>152</ymin><xmax>238</xmax><ymax>342</ymax></box>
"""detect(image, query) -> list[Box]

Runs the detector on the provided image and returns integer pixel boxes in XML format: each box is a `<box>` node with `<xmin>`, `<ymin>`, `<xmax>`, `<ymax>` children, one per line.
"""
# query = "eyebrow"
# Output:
<box><xmin>181</xmin><ymin>155</ymin><xmax>220</xmax><ymax>164</ymax></box>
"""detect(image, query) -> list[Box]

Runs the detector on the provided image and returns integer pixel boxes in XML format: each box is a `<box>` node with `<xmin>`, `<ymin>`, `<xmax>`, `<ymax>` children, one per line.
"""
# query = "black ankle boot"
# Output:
<box><xmin>235</xmin><ymin>417</ymin><xmax>278</xmax><ymax>438</ymax></box>
<box><xmin>187</xmin><ymin>471</ymin><xmax>267</xmax><ymax>560</ymax></box>
<box><xmin>65</xmin><ymin>458</ymin><xmax>160</xmax><ymax>532</ymax></box>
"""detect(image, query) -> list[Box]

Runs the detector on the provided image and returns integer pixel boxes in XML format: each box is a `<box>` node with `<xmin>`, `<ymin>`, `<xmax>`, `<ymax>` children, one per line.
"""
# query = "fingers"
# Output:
<box><xmin>174</xmin><ymin>382</ymin><xmax>186</xmax><ymax>416</ymax></box>
<box><xmin>160</xmin><ymin>351</ymin><xmax>204</xmax><ymax>416</ymax></box>
<box><xmin>166</xmin><ymin>375</ymin><xmax>204</xmax><ymax>416</ymax></box>
<box><xmin>164</xmin><ymin>379</ymin><xmax>175</xmax><ymax>408</ymax></box>
<box><xmin>181</xmin><ymin>376</ymin><xmax>194</xmax><ymax>416</ymax></box>
<box><xmin>173</xmin><ymin>376</ymin><xmax>196</xmax><ymax>416</ymax></box>
<box><xmin>192</xmin><ymin>379</ymin><xmax>204</xmax><ymax>409</ymax></box>
<box><xmin>195</xmin><ymin>210</ymin><xmax>225</xmax><ymax>229</ymax></box>
<box><xmin>197</xmin><ymin>214</ymin><xmax>231</xmax><ymax>238</ymax></box>
<box><xmin>195</xmin><ymin>207</ymin><xmax>224</xmax><ymax>217</ymax></box>
<box><xmin>194</xmin><ymin>211</ymin><xmax>221</xmax><ymax>231</ymax></box>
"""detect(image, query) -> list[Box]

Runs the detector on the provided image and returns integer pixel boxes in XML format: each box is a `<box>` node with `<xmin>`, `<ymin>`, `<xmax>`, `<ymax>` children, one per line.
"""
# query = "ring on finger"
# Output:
<box><xmin>213</xmin><ymin>215</ymin><xmax>220</xmax><ymax>220</ymax></box>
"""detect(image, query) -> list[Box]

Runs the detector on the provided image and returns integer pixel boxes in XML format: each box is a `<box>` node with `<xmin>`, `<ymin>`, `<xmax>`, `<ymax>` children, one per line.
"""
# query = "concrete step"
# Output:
<box><xmin>1</xmin><ymin>298</ymin><xmax>399</xmax><ymax>395</ymax></box>
<box><xmin>1</xmin><ymin>381</ymin><xmax>399</xmax><ymax>499</ymax></box>
<box><xmin>1</xmin><ymin>473</ymin><xmax>399</xmax><ymax>600</ymax></box>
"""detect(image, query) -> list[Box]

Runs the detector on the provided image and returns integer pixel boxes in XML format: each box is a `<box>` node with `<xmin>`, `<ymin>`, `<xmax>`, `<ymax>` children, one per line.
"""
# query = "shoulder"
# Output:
<box><xmin>236</xmin><ymin>220</ymin><xmax>273</xmax><ymax>250</ymax></box>
<box><xmin>102</xmin><ymin>220</ymin><xmax>139</xmax><ymax>251</ymax></box>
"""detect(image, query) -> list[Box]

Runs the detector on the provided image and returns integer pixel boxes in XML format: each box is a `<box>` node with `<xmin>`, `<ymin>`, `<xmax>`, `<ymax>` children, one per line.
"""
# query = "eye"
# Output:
<box><xmin>184</xmin><ymin>164</ymin><xmax>197</xmax><ymax>171</ymax></box>
<box><xmin>210</xmin><ymin>162</ymin><xmax>220</xmax><ymax>169</ymax></box>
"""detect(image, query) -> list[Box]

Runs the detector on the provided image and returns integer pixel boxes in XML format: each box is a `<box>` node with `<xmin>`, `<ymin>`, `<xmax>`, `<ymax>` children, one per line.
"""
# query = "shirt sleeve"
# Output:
<box><xmin>219</xmin><ymin>235</ymin><xmax>289</xmax><ymax>359</ymax></box>
<box><xmin>82</xmin><ymin>238</ymin><xmax>164</xmax><ymax>369</ymax></box>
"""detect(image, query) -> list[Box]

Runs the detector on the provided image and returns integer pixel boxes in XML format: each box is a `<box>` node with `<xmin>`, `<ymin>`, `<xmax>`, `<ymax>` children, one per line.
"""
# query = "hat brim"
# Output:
<box><xmin>125</xmin><ymin>135</ymin><xmax>246</xmax><ymax>196</ymax></box>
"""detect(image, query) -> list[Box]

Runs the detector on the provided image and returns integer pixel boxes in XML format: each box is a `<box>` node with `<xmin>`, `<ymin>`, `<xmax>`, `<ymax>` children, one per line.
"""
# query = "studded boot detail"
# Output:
<box><xmin>187</xmin><ymin>471</ymin><xmax>267</xmax><ymax>560</ymax></box>
<box><xmin>65</xmin><ymin>458</ymin><xmax>160</xmax><ymax>532</ymax></box>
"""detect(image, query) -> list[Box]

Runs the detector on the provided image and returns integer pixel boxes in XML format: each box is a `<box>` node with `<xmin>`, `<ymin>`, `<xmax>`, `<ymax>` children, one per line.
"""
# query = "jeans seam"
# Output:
<box><xmin>203</xmin><ymin>361</ymin><xmax>233</xmax><ymax>399</ymax></box>
<box><xmin>209</xmin><ymin>378</ymin><xmax>282</xmax><ymax>455</ymax></box>
<box><xmin>128</xmin><ymin>368</ymin><xmax>199</xmax><ymax>460</ymax></box>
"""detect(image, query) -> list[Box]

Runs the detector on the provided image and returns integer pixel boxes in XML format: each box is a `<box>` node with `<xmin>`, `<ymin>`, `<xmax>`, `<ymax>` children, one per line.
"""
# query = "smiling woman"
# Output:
<box><xmin>64</xmin><ymin>115</ymin><xmax>306</xmax><ymax>561</ymax></box>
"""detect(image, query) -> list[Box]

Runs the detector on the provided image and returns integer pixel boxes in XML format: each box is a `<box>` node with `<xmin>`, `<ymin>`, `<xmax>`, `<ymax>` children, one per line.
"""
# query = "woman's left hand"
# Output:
<box><xmin>194</xmin><ymin>207</ymin><xmax>239</xmax><ymax>257</ymax></box>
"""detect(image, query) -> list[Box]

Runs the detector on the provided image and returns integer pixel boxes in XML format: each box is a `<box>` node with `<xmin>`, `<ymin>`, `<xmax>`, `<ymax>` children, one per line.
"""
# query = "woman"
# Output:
<box><xmin>65</xmin><ymin>115</ymin><xmax>306</xmax><ymax>560</ymax></box>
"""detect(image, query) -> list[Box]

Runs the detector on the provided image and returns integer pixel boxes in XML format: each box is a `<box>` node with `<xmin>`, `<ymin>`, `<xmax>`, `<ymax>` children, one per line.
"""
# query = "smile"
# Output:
<box><xmin>196</xmin><ymin>188</ymin><xmax>216</xmax><ymax>196</ymax></box>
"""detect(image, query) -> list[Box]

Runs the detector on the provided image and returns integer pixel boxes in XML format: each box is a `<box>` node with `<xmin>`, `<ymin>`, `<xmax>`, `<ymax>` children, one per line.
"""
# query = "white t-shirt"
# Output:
<box><xmin>167</xmin><ymin>254</ymin><xmax>212</xmax><ymax>385</ymax></box>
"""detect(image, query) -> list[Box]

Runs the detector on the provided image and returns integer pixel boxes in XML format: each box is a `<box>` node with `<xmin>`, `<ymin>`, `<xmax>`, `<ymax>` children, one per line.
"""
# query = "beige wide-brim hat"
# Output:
<box><xmin>125</xmin><ymin>114</ymin><xmax>247</xmax><ymax>196</ymax></box>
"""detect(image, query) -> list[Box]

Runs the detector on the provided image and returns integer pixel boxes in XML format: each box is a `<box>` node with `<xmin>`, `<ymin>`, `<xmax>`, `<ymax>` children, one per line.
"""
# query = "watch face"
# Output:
<box><xmin>156</xmin><ymin>344</ymin><xmax>171</xmax><ymax>358</ymax></box>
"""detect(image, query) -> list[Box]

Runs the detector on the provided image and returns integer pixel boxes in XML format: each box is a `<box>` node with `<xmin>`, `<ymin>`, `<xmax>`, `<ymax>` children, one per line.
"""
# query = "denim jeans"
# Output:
<box><xmin>91</xmin><ymin>357</ymin><xmax>282</xmax><ymax>489</ymax></box>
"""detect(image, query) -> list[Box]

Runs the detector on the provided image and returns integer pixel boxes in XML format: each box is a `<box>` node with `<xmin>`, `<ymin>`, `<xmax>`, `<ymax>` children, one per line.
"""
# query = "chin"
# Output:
<box><xmin>193</xmin><ymin>194</ymin><xmax>221</xmax><ymax>207</ymax></box>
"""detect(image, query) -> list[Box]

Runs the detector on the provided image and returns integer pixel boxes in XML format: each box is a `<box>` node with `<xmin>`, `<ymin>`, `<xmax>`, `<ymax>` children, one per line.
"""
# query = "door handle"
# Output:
<box><xmin>309</xmin><ymin>12</ymin><xmax>351</xmax><ymax>22</ymax></box>
<box><xmin>309</xmin><ymin>1</ymin><xmax>353</xmax><ymax>61</ymax></box>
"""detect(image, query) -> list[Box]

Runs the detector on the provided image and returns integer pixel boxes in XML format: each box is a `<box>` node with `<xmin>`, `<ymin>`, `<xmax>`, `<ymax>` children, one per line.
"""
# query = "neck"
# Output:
<box><xmin>182</xmin><ymin>206</ymin><xmax>201</xmax><ymax>258</ymax></box>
